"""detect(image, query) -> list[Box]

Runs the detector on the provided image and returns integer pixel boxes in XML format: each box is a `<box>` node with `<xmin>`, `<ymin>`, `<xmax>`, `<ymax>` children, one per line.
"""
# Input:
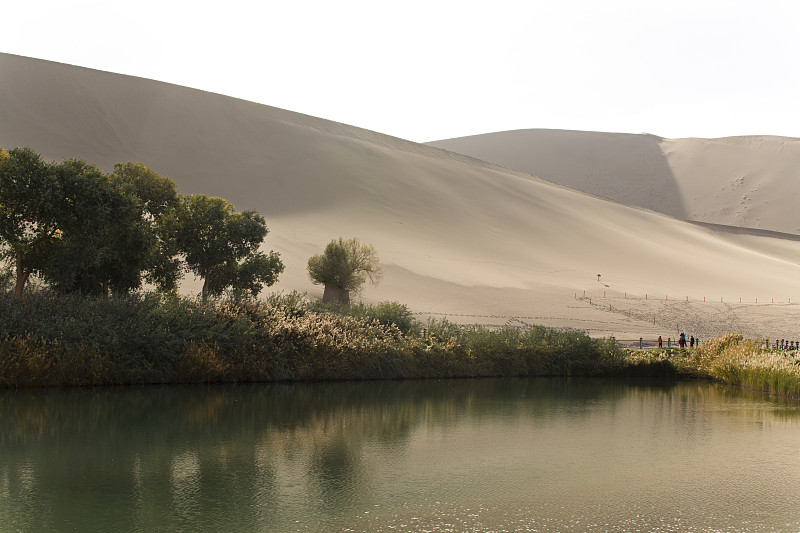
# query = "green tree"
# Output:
<box><xmin>170</xmin><ymin>194</ymin><xmax>283</xmax><ymax>301</ymax></box>
<box><xmin>307</xmin><ymin>237</ymin><xmax>382</xmax><ymax>304</ymax></box>
<box><xmin>224</xmin><ymin>251</ymin><xmax>285</xmax><ymax>300</ymax></box>
<box><xmin>28</xmin><ymin>158</ymin><xmax>181</xmax><ymax>297</ymax></box>
<box><xmin>41</xmin><ymin>159</ymin><xmax>125</xmax><ymax>294</ymax></box>
<box><xmin>0</xmin><ymin>147</ymin><xmax>62</xmax><ymax>298</ymax></box>
<box><xmin>41</xmin><ymin>158</ymin><xmax>142</xmax><ymax>296</ymax></box>
<box><xmin>109</xmin><ymin>162</ymin><xmax>181</xmax><ymax>293</ymax></box>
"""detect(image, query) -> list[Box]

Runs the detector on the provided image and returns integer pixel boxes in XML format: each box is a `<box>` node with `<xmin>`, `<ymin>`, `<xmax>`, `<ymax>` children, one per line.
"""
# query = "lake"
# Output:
<box><xmin>1</xmin><ymin>378</ymin><xmax>799</xmax><ymax>532</ymax></box>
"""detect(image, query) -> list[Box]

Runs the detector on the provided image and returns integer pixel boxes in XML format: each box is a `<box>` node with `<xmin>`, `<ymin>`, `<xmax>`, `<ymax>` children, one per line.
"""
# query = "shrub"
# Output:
<box><xmin>306</xmin><ymin>237</ymin><xmax>382</xmax><ymax>303</ymax></box>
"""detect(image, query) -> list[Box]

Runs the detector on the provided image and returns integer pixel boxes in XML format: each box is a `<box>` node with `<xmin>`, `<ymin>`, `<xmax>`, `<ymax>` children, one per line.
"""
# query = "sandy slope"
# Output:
<box><xmin>428</xmin><ymin>130</ymin><xmax>800</xmax><ymax>235</ymax></box>
<box><xmin>3</xmin><ymin>53</ymin><xmax>800</xmax><ymax>341</ymax></box>
<box><xmin>663</xmin><ymin>136</ymin><xmax>800</xmax><ymax>234</ymax></box>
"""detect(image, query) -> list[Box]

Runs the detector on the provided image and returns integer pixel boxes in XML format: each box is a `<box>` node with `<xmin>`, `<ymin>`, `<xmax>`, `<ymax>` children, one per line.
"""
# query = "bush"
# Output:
<box><xmin>270</xmin><ymin>292</ymin><xmax>418</xmax><ymax>335</ymax></box>
<box><xmin>0</xmin><ymin>263</ymin><xmax>11</xmax><ymax>292</ymax></box>
<box><xmin>0</xmin><ymin>289</ymin><xmax>629</xmax><ymax>387</ymax></box>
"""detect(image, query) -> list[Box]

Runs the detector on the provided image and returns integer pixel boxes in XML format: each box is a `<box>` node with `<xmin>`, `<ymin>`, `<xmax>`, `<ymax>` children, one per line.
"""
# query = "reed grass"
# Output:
<box><xmin>0</xmin><ymin>290</ymin><xmax>624</xmax><ymax>386</ymax></box>
<box><xmin>688</xmin><ymin>333</ymin><xmax>800</xmax><ymax>399</ymax></box>
<box><xmin>3</xmin><ymin>289</ymin><xmax>800</xmax><ymax>400</ymax></box>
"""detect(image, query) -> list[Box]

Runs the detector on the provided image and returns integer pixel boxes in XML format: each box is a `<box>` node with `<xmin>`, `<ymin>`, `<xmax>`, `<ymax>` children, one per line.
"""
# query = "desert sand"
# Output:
<box><xmin>3</xmin><ymin>52</ymin><xmax>800</xmax><ymax>344</ymax></box>
<box><xmin>428</xmin><ymin>129</ymin><xmax>800</xmax><ymax>235</ymax></box>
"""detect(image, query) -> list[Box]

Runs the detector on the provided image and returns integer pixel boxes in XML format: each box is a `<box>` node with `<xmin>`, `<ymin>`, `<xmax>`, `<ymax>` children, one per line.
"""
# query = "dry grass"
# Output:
<box><xmin>688</xmin><ymin>333</ymin><xmax>800</xmax><ymax>398</ymax></box>
<box><xmin>3</xmin><ymin>290</ymin><xmax>799</xmax><ymax>400</ymax></box>
<box><xmin>0</xmin><ymin>290</ymin><xmax>622</xmax><ymax>387</ymax></box>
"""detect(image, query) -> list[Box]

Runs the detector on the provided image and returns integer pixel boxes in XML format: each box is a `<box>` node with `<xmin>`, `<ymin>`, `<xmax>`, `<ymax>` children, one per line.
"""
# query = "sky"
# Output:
<box><xmin>3</xmin><ymin>0</ymin><xmax>800</xmax><ymax>142</ymax></box>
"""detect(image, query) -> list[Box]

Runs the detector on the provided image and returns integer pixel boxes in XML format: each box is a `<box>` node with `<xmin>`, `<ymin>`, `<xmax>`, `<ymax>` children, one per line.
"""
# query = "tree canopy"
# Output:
<box><xmin>31</xmin><ymin>157</ymin><xmax>180</xmax><ymax>296</ymax></box>
<box><xmin>0</xmin><ymin>146</ymin><xmax>281</xmax><ymax>301</ymax></box>
<box><xmin>0</xmin><ymin>147</ymin><xmax>62</xmax><ymax>297</ymax></box>
<box><xmin>110</xmin><ymin>162</ymin><xmax>181</xmax><ymax>293</ymax></box>
<box><xmin>168</xmin><ymin>194</ymin><xmax>284</xmax><ymax>301</ymax></box>
<box><xmin>307</xmin><ymin>237</ymin><xmax>382</xmax><ymax>303</ymax></box>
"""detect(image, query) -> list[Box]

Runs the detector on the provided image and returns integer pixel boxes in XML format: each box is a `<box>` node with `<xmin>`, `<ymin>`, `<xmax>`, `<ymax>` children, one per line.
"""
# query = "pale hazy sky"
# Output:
<box><xmin>3</xmin><ymin>0</ymin><xmax>799</xmax><ymax>142</ymax></box>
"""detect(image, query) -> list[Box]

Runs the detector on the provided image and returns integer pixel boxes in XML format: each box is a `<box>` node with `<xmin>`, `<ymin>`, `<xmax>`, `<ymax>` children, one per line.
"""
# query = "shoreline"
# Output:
<box><xmin>1</xmin><ymin>291</ymin><xmax>799</xmax><ymax>402</ymax></box>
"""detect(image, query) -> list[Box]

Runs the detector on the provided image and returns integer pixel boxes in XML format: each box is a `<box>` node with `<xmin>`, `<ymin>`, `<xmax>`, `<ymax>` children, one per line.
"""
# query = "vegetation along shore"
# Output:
<box><xmin>1</xmin><ymin>289</ymin><xmax>799</xmax><ymax>401</ymax></box>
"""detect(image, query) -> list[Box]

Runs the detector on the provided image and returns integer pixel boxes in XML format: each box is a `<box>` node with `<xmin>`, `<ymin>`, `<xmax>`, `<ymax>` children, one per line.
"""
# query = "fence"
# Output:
<box><xmin>410</xmin><ymin>289</ymin><xmax>800</xmax><ymax>344</ymax></box>
<box><xmin>616</xmin><ymin>338</ymin><xmax>696</xmax><ymax>349</ymax></box>
<box><xmin>575</xmin><ymin>289</ymin><xmax>798</xmax><ymax>305</ymax></box>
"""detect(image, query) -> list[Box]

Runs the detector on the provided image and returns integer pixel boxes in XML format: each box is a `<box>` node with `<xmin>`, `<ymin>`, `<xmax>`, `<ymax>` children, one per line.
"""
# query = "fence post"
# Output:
<box><xmin>639</xmin><ymin>337</ymin><xmax>643</xmax><ymax>349</ymax></box>
<box><xmin>668</xmin><ymin>338</ymin><xmax>671</xmax><ymax>347</ymax></box>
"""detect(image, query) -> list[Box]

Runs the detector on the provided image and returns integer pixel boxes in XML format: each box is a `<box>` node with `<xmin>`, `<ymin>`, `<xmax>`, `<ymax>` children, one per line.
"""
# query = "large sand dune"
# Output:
<box><xmin>428</xmin><ymin>130</ymin><xmax>800</xmax><ymax>235</ymax></box>
<box><xmin>3</xmin><ymin>52</ymin><xmax>800</xmax><ymax>342</ymax></box>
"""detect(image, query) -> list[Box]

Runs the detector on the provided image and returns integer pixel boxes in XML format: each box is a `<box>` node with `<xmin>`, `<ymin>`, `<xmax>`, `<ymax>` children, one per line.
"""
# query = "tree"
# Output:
<box><xmin>41</xmin><ymin>160</ymin><xmax>182</xmax><ymax>296</ymax></box>
<box><xmin>0</xmin><ymin>153</ymin><xmax>182</xmax><ymax>297</ymax></box>
<box><xmin>307</xmin><ymin>237</ymin><xmax>382</xmax><ymax>304</ymax></box>
<box><xmin>110</xmin><ymin>162</ymin><xmax>179</xmax><ymax>219</ymax></box>
<box><xmin>42</xmin><ymin>157</ymin><xmax>134</xmax><ymax>295</ymax></box>
<box><xmin>0</xmin><ymin>147</ymin><xmax>62</xmax><ymax>297</ymax></box>
<box><xmin>225</xmin><ymin>251</ymin><xmax>285</xmax><ymax>300</ymax></box>
<box><xmin>169</xmin><ymin>194</ymin><xmax>284</xmax><ymax>301</ymax></box>
<box><xmin>109</xmin><ymin>162</ymin><xmax>181</xmax><ymax>293</ymax></box>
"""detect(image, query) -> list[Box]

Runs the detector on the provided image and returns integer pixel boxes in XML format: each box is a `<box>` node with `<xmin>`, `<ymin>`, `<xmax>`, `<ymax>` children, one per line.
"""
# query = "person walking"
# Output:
<box><xmin>658</xmin><ymin>335</ymin><xmax>663</xmax><ymax>348</ymax></box>
<box><xmin>690</xmin><ymin>336</ymin><xmax>695</xmax><ymax>348</ymax></box>
<box><xmin>679</xmin><ymin>331</ymin><xmax>686</xmax><ymax>349</ymax></box>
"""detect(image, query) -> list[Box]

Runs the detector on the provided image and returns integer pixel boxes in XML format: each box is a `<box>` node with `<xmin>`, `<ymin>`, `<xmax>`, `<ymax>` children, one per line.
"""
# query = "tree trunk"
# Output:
<box><xmin>14</xmin><ymin>248</ymin><xmax>29</xmax><ymax>299</ymax></box>
<box><xmin>322</xmin><ymin>285</ymin><xmax>350</xmax><ymax>304</ymax></box>
<box><xmin>202</xmin><ymin>270</ymin><xmax>210</xmax><ymax>302</ymax></box>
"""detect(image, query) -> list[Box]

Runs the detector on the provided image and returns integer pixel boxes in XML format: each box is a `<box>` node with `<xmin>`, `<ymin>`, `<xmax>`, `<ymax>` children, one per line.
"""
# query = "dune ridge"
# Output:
<box><xmin>3</xmin><ymin>52</ymin><xmax>800</xmax><ymax>340</ymax></box>
<box><xmin>428</xmin><ymin>129</ymin><xmax>800</xmax><ymax>235</ymax></box>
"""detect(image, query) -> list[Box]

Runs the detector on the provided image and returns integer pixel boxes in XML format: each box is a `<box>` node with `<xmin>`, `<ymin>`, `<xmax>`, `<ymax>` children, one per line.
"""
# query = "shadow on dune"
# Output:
<box><xmin>428</xmin><ymin>129</ymin><xmax>689</xmax><ymax>220</ymax></box>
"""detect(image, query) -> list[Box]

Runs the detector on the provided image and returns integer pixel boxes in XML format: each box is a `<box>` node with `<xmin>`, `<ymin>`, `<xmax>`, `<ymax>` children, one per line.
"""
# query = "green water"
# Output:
<box><xmin>1</xmin><ymin>378</ymin><xmax>799</xmax><ymax>532</ymax></box>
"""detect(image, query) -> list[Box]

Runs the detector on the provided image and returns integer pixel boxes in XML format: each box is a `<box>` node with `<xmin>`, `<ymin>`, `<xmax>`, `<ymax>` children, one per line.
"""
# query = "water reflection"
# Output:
<box><xmin>1</xmin><ymin>379</ymin><xmax>799</xmax><ymax>532</ymax></box>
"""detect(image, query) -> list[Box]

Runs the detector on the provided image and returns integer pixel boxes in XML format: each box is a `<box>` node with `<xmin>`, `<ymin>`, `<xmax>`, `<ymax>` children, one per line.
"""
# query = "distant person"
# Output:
<box><xmin>679</xmin><ymin>331</ymin><xmax>686</xmax><ymax>349</ymax></box>
<box><xmin>658</xmin><ymin>335</ymin><xmax>662</xmax><ymax>348</ymax></box>
<box><xmin>690</xmin><ymin>336</ymin><xmax>695</xmax><ymax>348</ymax></box>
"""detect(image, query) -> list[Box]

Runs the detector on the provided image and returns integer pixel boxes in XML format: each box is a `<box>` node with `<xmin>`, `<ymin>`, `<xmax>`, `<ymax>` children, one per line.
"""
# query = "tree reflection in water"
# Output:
<box><xmin>1</xmin><ymin>379</ymin><xmax>799</xmax><ymax>532</ymax></box>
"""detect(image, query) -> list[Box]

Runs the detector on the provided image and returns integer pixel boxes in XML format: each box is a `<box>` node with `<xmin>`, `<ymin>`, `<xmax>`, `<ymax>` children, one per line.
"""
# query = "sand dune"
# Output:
<box><xmin>3</xmin><ymin>52</ymin><xmax>800</xmax><ymax>341</ymax></box>
<box><xmin>428</xmin><ymin>130</ymin><xmax>800</xmax><ymax>235</ymax></box>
